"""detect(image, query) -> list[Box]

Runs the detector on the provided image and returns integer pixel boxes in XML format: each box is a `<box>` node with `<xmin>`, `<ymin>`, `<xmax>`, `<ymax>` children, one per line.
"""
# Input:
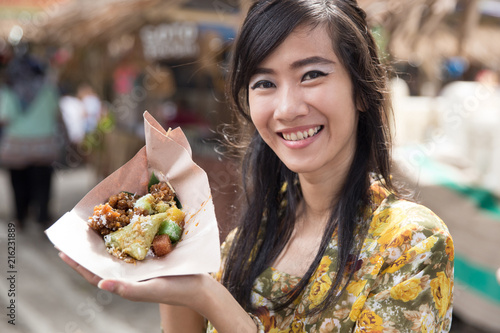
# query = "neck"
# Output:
<box><xmin>295</xmin><ymin>139</ymin><xmax>357</xmax><ymax>228</ymax></box>
<box><xmin>297</xmin><ymin>174</ymin><xmax>338</xmax><ymax>218</ymax></box>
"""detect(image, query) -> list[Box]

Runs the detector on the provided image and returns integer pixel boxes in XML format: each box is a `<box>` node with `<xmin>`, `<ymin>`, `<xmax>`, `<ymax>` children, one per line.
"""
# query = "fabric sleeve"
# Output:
<box><xmin>353</xmin><ymin>205</ymin><xmax>454</xmax><ymax>333</ymax></box>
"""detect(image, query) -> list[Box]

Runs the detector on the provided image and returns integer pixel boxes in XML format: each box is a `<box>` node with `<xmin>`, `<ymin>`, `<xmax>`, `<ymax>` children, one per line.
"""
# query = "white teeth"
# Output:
<box><xmin>282</xmin><ymin>126</ymin><xmax>321</xmax><ymax>141</ymax></box>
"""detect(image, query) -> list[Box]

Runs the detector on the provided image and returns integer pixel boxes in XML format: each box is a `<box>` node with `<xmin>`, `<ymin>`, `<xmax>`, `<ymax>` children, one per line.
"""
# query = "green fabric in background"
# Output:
<box><xmin>441</xmin><ymin>181</ymin><xmax>500</xmax><ymax>219</ymax></box>
<box><xmin>455</xmin><ymin>254</ymin><xmax>500</xmax><ymax>305</ymax></box>
<box><xmin>417</xmin><ymin>154</ymin><xmax>500</xmax><ymax>220</ymax></box>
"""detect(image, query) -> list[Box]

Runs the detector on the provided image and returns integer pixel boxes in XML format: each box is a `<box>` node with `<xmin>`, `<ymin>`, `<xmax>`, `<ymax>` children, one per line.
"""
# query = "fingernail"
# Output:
<box><xmin>98</xmin><ymin>280</ymin><xmax>115</xmax><ymax>292</ymax></box>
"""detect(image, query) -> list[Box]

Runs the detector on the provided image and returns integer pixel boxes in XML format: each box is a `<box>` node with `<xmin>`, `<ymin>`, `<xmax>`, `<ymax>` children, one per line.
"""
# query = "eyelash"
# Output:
<box><xmin>302</xmin><ymin>70</ymin><xmax>328</xmax><ymax>81</ymax></box>
<box><xmin>250</xmin><ymin>70</ymin><xmax>329</xmax><ymax>90</ymax></box>
<box><xmin>250</xmin><ymin>80</ymin><xmax>275</xmax><ymax>90</ymax></box>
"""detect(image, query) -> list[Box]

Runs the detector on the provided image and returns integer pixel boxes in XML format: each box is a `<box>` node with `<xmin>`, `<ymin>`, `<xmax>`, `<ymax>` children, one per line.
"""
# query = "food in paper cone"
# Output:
<box><xmin>88</xmin><ymin>173</ymin><xmax>185</xmax><ymax>263</ymax></box>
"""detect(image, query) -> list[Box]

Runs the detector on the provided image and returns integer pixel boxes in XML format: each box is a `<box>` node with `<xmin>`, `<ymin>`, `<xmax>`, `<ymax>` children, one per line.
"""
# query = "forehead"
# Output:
<box><xmin>257</xmin><ymin>25</ymin><xmax>339</xmax><ymax>68</ymax></box>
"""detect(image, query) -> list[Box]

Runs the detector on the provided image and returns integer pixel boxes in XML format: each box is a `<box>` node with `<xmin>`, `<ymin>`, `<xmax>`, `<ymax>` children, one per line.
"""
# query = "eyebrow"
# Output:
<box><xmin>290</xmin><ymin>56</ymin><xmax>335</xmax><ymax>69</ymax></box>
<box><xmin>253</xmin><ymin>56</ymin><xmax>335</xmax><ymax>76</ymax></box>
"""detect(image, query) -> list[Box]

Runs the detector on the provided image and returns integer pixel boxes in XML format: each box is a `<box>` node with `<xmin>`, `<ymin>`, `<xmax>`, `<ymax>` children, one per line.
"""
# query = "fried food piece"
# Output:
<box><xmin>89</xmin><ymin>203</ymin><xmax>127</xmax><ymax>235</ymax></box>
<box><xmin>104</xmin><ymin>212</ymin><xmax>168</xmax><ymax>261</ymax></box>
<box><xmin>152</xmin><ymin>234</ymin><xmax>173</xmax><ymax>257</ymax></box>
<box><xmin>89</xmin><ymin>192</ymin><xmax>140</xmax><ymax>235</ymax></box>
<box><xmin>108</xmin><ymin>192</ymin><xmax>138</xmax><ymax>211</ymax></box>
<box><xmin>150</xmin><ymin>182</ymin><xmax>175</xmax><ymax>202</ymax></box>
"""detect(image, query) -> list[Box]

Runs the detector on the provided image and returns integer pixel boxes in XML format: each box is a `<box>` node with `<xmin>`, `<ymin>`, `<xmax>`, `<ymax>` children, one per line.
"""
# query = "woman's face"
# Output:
<box><xmin>248</xmin><ymin>25</ymin><xmax>359</xmax><ymax>178</ymax></box>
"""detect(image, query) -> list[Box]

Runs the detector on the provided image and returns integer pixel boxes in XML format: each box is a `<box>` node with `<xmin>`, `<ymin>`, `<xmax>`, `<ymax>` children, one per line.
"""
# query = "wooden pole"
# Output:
<box><xmin>459</xmin><ymin>0</ymin><xmax>480</xmax><ymax>56</ymax></box>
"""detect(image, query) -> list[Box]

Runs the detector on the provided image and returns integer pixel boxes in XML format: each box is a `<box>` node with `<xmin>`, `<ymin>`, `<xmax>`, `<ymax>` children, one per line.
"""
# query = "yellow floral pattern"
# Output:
<box><xmin>445</xmin><ymin>237</ymin><xmax>454</xmax><ymax>261</ymax></box>
<box><xmin>206</xmin><ymin>180</ymin><xmax>454</xmax><ymax>332</ymax></box>
<box><xmin>430</xmin><ymin>272</ymin><xmax>453</xmax><ymax>318</ymax></box>
<box><xmin>390</xmin><ymin>277</ymin><xmax>423</xmax><ymax>302</ymax></box>
<box><xmin>355</xmin><ymin>310</ymin><xmax>384</xmax><ymax>332</ymax></box>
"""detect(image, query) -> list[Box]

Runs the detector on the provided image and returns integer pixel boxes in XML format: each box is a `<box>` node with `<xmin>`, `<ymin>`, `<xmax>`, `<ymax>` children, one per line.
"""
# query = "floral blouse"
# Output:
<box><xmin>207</xmin><ymin>181</ymin><xmax>454</xmax><ymax>332</ymax></box>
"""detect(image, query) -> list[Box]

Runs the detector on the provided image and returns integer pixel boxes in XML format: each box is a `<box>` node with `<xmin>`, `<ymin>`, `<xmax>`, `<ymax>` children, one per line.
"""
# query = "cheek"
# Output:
<box><xmin>249</xmin><ymin>98</ymin><xmax>273</xmax><ymax>138</ymax></box>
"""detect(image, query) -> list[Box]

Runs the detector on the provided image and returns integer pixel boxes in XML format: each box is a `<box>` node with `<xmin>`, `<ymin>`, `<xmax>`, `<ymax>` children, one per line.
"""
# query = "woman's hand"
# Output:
<box><xmin>59</xmin><ymin>252</ymin><xmax>258</xmax><ymax>333</ymax></box>
<box><xmin>59</xmin><ymin>252</ymin><xmax>203</xmax><ymax>306</ymax></box>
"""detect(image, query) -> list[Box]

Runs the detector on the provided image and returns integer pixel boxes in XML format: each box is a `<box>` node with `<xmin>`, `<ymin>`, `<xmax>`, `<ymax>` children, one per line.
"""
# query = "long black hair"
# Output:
<box><xmin>222</xmin><ymin>0</ymin><xmax>394</xmax><ymax>314</ymax></box>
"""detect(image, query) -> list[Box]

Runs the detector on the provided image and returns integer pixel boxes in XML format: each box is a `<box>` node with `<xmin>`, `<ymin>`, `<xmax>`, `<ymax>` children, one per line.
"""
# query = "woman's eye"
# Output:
<box><xmin>251</xmin><ymin>80</ymin><xmax>275</xmax><ymax>90</ymax></box>
<box><xmin>302</xmin><ymin>71</ymin><xmax>328</xmax><ymax>81</ymax></box>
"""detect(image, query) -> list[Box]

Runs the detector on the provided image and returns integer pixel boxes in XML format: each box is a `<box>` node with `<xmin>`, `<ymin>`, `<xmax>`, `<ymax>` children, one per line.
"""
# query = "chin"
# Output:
<box><xmin>281</xmin><ymin>160</ymin><xmax>319</xmax><ymax>175</ymax></box>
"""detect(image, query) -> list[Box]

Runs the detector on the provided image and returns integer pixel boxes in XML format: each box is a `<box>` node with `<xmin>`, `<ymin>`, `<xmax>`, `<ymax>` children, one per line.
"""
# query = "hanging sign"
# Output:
<box><xmin>140</xmin><ymin>22</ymin><xmax>199</xmax><ymax>60</ymax></box>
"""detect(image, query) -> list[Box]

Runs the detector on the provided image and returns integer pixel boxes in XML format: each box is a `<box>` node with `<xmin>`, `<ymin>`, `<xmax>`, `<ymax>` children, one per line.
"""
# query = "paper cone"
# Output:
<box><xmin>45</xmin><ymin>111</ymin><xmax>221</xmax><ymax>281</ymax></box>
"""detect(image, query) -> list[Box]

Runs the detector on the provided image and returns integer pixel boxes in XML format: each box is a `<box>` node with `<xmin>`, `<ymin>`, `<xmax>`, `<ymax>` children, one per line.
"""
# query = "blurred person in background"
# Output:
<box><xmin>77</xmin><ymin>82</ymin><xmax>102</xmax><ymax>134</ymax></box>
<box><xmin>0</xmin><ymin>52</ymin><xmax>60</xmax><ymax>229</ymax></box>
<box><xmin>59</xmin><ymin>82</ymin><xmax>87</xmax><ymax>147</ymax></box>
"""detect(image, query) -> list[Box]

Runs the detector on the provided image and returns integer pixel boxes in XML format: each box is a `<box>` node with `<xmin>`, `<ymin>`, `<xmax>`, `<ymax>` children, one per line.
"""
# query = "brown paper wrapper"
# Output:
<box><xmin>45</xmin><ymin>111</ymin><xmax>221</xmax><ymax>281</ymax></box>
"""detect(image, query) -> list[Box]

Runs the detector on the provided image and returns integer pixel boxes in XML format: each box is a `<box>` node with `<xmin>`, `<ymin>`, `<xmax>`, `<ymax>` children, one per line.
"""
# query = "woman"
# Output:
<box><xmin>0</xmin><ymin>53</ymin><xmax>60</xmax><ymax>228</ymax></box>
<box><xmin>61</xmin><ymin>0</ymin><xmax>454</xmax><ymax>332</ymax></box>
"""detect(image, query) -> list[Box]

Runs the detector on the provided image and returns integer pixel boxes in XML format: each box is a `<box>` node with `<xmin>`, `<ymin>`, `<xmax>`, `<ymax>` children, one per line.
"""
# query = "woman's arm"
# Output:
<box><xmin>59</xmin><ymin>253</ymin><xmax>257</xmax><ymax>333</ymax></box>
<box><xmin>159</xmin><ymin>304</ymin><xmax>205</xmax><ymax>332</ymax></box>
<box><xmin>193</xmin><ymin>275</ymin><xmax>258</xmax><ymax>333</ymax></box>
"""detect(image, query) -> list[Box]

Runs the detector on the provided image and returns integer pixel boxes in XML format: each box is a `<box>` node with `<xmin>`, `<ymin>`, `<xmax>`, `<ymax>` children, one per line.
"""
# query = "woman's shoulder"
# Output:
<box><xmin>361</xmin><ymin>194</ymin><xmax>454</xmax><ymax>277</ymax></box>
<box><xmin>366</xmin><ymin>194</ymin><xmax>452</xmax><ymax>249</ymax></box>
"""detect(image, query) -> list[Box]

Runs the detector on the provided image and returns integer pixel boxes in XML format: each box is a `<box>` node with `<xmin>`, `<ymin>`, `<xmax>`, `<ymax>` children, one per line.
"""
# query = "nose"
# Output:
<box><xmin>273</xmin><ymin>84</ymin><xmax>308</xmax><ymax>122</ymax></box>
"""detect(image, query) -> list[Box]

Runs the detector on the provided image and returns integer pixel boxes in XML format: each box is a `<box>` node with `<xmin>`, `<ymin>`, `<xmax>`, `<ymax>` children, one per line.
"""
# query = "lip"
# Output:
<box><xmin>278</xmin><ymin>125</ymin><xmax>323</xmax><ymax>149</ymax></box>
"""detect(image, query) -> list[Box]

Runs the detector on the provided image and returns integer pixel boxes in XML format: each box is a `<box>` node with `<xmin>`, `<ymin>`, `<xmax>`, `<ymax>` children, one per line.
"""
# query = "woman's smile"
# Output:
<box><xmin>280</xmin><ymin>125</ymin><xmax>323</xmax><ymax>142</ymax></box>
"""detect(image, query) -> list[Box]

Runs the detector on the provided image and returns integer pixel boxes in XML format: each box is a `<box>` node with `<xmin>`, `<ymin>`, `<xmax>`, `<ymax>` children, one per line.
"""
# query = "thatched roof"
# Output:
<box><xmin>6</xmin><ymin>0</ymin><xmax>499</xmax><ymax>71</ymax></box>
<box><xmin>359</xmin><ymin>0</ymin><xmax>500</xmax><ymax>69</ymax></box>
<box><xmin>26</xmin><ymin>0</ymin><xmax>241</xmax><ymax>46</ymax></box>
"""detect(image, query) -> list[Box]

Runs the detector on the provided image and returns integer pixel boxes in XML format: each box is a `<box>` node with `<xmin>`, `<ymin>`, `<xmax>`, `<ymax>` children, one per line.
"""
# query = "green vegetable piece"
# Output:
<box><xmin>148</xmin><ymin>172</ymin><xmax>160</xmax><ymax>191</ymax></box>
<box><xmin>134</xmin><ymin>194</ymin><xmax>155</xmax><ymax>214</ymax></box>
<box><xmin>105</xmin><ymin>212</ymin><xmax>168</xmax><ymax>260</ymax></box>
<box><xmin>174</xmin><ymin>195</ymin><xmax>182</xmax><ymax>209</ymax></box>
<box><xmin>158</xmin><ymin>219</ymin><xmax>183</xmax><ymax>243</ymax></box>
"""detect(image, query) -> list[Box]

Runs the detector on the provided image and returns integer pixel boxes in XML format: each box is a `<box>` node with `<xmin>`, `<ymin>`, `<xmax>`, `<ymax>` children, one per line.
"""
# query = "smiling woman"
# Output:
<box><xmin>248</xmin><ymin>25</ymin><xmax>358</xmax><ymax>177</ymax></box>
<box><xmin>216</xmin><ymin>0</ymin><xmax>454</xmax><ymax>331</ymax></box>
<box><xmin>59</xmin><ymin>1</ymin><xmax>454</xmax><ymax>332</ymax></box>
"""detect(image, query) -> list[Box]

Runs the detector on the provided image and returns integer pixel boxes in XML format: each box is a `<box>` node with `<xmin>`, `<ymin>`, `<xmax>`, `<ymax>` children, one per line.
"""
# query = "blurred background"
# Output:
<box><xmin>0</xmin><ymin>0</ymin><xmax>499</xmax><ymax>332</ymax></box>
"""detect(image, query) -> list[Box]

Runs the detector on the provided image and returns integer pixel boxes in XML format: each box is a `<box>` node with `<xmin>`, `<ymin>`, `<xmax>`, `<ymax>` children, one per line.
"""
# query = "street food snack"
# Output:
<box><xmin>46</xmin><ymin>112</ymin><xmax>221</xmax><ymax>282</ymax></box>
<box><xmin>88</xmin><ymin>174</ymin><xmax>185</xmax><ymax>263</ymax></box>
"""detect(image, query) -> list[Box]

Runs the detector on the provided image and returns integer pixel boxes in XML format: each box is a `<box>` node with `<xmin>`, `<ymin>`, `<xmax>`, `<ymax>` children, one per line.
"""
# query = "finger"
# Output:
<box><xmin>59</xmin><ymin>252</ymin><xmax>102</xmax><ymax>287</ymax></box>
<box><xmin>97</xmin><ymin>278</ymin><xmax>166</xmax><ymax>303</ymax></box>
